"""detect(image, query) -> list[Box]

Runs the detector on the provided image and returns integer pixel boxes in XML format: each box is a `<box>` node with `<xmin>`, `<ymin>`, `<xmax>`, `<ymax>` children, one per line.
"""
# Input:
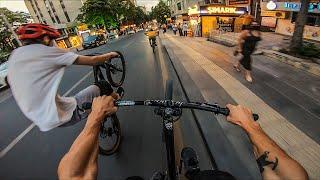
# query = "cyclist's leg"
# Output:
<box><xmin>152</xmin><ymin>37</ymin><xmax>157</xmax><ymax>46</ymax></box>
<box><xmin>60</xmin><ymin>85</ymin><xmax>100</xmax><ymax>127</ymax></box>
<box><xmin>149</xmin><ymin>37</ymin><xmax>152</xmax><ymax>45</ymax></box>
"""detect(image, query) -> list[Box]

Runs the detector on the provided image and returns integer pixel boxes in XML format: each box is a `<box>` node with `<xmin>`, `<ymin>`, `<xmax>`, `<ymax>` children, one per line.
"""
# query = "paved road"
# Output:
<box><xmin>0</xmin><ymin>32</ymin><xmax>212</xmax><ymax>179</ymax></box>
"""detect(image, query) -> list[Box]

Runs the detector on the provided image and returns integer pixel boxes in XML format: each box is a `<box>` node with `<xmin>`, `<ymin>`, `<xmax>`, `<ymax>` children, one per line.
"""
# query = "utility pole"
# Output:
<box><xmin>0</xmin><ymin>12</ymin><xmax>22</xmax><ymax>47</ymax></box>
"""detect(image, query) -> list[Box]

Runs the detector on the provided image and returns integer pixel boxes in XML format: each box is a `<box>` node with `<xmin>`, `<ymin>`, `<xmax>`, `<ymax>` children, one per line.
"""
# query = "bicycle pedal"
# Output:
<box><xmin>116</xmin><ymin>87</ymin><xmax>124</xmax><ymax>98</ymax></box>
<box><xmin>181</xmin><ymin>147</ymin><xmax>200</xmax><ymax>178</ymax></box>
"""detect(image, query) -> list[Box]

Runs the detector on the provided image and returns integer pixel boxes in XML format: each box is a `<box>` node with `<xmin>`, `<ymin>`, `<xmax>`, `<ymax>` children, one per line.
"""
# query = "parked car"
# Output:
<box><xmin>128</xmin><ymin>30</ymin><xmax>135</xmax><ymax>35</ymax></box>
<box><xmin>83</xmin><ymin>35</ymin><xmax>106</xmax><ymax>49</ymax></box>
<box><xmin>0</xmin><ymin>61</ymin><xmax>8</xmax><ymax>89</ymax></box>
<box><xmin>107</xmin><ymin>32</ymin><xmax>118</xmax><ymax>39</ymax></box>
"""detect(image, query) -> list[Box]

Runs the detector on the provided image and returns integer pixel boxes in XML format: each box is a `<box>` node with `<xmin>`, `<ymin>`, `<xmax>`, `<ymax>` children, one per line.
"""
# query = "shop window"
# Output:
<box><xmin>177</xmin><ymin>2</ymin><xmax>182</xmax><ymax>10</ymax></box>
<box><xmin>292</xmin><ymin>12</ymin><xmax>320</xmax><ymax>26</ymax></box>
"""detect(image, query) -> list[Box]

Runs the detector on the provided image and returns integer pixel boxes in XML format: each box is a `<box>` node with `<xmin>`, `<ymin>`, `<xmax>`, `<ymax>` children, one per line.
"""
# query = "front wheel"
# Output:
<box><xmin>99</xmin><ymin>114</ymin><xmax>122</xmax><ymax>155</ymax></box>
<box><xmin>106</xmin><ymin>51</ymin><xmax>126</xmax><ymax>87</ymax></box>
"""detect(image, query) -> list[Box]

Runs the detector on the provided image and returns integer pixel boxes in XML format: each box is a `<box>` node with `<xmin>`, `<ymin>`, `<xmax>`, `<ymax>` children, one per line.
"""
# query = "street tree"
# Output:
<box><xmin>79</xmin><ymin>0</ymin><xmax>147</xmax><ymax>30</ymax></box>
<box><xmin>289</xmin><ymin>0</ymin><xmax>309</xmax><ymax>52</ymax></box>
<box><xmin>0</xmin><ymin>7</ymin><xmax>27</xmax><ymax>52</ymax></box>
<box><xmin>150</xmin><ymin>1</ymin><xmax>171</xmax><ymax>24</ymax></box>
<box><xmin>79</xmin><ymin>0</ymin><xmax>125</xmax><ymax>29</ymax></box>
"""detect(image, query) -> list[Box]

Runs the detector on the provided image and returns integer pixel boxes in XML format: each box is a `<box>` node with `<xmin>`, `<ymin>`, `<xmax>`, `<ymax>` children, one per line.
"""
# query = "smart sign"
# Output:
<box><xmin>207</xmin><ymin>7</ymin><xmax>236</xmax><ymax>14</ymax></box>
<box><xmin>200</xmin><ymin>5</ymin><xmax>245</xmax><ymax>15</ymax></box>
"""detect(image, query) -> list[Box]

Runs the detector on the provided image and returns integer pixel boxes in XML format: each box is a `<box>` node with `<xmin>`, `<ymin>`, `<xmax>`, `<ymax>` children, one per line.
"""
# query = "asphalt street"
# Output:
<box><xmin>0</xmin><ymin>32</ymin><xmax>212</xmax><ymax>179</ymax></box>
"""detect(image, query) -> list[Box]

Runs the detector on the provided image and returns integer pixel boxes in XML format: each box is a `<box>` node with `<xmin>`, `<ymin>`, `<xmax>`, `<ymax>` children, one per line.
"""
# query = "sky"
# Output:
<box><xmin>137</xmin><ymin>0</ymin><xmax>159</xmax><ymax>11</ymax></box>
<box><xmin>0</xmin><ymin>0</ymin><xmax>29</xmax><ymax>12</ymax></box>
<box><xmin>0</xmin><ymin>0</ymin><xmax>158</xmax><ymax>13</ymax></box>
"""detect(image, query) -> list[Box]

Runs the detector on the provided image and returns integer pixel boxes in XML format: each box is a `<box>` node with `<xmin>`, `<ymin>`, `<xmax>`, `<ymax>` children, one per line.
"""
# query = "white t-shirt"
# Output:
<box><xmin>8</xmin><ymin>44</ymin><xmax>79</xmax><ymax>131</ymax></box>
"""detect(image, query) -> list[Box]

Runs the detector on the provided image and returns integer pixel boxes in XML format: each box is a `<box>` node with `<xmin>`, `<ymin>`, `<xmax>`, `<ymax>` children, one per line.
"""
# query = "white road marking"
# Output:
<box><xmin>0</xmin><ymin>89</ymin><xmax>12</xmax><ymax>104</ymax></box>
<box><xmin>0</xmin><ymin>71</ymin><xmax>92</xmax><ymax>158</ymax></box>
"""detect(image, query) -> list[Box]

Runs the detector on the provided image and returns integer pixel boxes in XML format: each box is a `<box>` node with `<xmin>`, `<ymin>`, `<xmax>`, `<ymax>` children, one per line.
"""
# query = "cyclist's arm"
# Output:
<box><xmin>58</xmin><ymin>96</ymin><xmax>117</xmax><ymax>180</ymax></box>
<box><xmin>74</xmin><ymin>52</ymin><xmax>119</xmax><ymax>65</ymax></box>
<box><xmin>226</xmin><ymin>104</ymin><xmax>308</xmax><ymax>180</ymax></box>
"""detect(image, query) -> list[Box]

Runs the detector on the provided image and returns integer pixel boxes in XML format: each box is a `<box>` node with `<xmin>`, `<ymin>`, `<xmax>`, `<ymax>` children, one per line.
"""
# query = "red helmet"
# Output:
<box><xmin>16</xmin><ymin>23</ymin><xmax>61</xmax><ymax>40</ymax></box>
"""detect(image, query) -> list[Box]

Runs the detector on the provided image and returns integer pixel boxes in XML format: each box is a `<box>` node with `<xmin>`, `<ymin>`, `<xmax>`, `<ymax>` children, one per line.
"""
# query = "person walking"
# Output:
<box><xmin>233</xmin><ymin>22</ymin><xmax>261</xmax><ymax>83</ymax></box>
<box><xmin>178</xmin><ymin>23</ymin><xmax>183</xmax><ymax>36</ymax></box>
<box><xmin>162</xmin><ymin>24</ymin><xmax>167</xmax><ymax>34</ymax></box>
<box><xmin>172</xmin><ymin>24</ymin><xmax>177</xmax><ymax>35</ymax></box>
<box><xmin>182</xmin><ymin>23</ymin><xmax>188</xmax><ymax>37</ymax></box>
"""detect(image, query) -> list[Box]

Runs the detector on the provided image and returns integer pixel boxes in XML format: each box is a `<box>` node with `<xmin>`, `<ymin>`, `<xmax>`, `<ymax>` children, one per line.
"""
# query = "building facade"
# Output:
<box><xmin>168</xmin><ymin>0</ymin><xmax>249</xmax><ymax>37</ymax></box>
<box><xmin>260</xmin><ymin>0</ymin><xmax>320</xmax><ymax>42</ymax></box>
<box><xmin>24</xmin><ymin>0</ymin><xmax>86</xmax><ymax>48</ymax></box>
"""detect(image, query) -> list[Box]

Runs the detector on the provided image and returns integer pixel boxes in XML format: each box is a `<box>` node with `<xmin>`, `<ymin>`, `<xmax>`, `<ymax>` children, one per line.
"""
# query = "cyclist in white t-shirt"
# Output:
<box><xmin>8</xmin><ymin>23</ymin><xmax>119</xmax><ymax>131</ymax></box>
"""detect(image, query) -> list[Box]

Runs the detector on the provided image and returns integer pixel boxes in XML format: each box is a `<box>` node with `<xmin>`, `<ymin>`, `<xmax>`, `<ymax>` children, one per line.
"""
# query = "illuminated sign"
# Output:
<box><xmin>284</xmin><ymin>2</ymin><xmax>300</xmax><ymax>10</ymax></box>
<box><xmin>207</xmin><ymin>7</ymin><xmax>236</xmax><ymax>14</ymax></box>
<box><xmin>263</xmin><ymin>1</ymin><xmax>320</xmax><ymax>13</ymax></box>
<box><xmin>266</xmin><ymin>1</ymin><xmax>277</xmax><ymax>10</ymax></box>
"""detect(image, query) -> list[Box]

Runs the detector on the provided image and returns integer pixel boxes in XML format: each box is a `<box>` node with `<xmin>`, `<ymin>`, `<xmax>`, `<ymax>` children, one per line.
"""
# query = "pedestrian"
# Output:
<box><xmin>178</xmin><ymin>23</ymin><xmax>183</xmax><ymax>36</ymax></box>
<box><xmin>240</xmin><ymin>10</ymin><xmax>254</xmax><ymax>30</ymax></box>
<box><xmin>162</xmin><ymin>24</ymin><xmax>167</xmax><ymax>34</ymax></box>
<box><xmin>172</xmin><ymin>24</ymin><xmax>177</xmax><ymax>35</ymax></box>
<box><xmin>182</xmin><ymin>23</ymin><xmax>188</xmax><ymax>37</ymax></box>
<box><xmin>233</xmin><ymin>22</ymin><xmax>261</xmax><ymax>83</ymax></box>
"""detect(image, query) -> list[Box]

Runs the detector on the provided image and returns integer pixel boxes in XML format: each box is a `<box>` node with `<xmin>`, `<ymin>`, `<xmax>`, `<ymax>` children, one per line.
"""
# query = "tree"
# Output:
<box><xmin>289</xmin><ymin>0</ymin><xmax>309</xmax><ymax>52</ymax></box>
<box><xmin>0</xmin><ymin>8</ymin><xmax>27</xmax><ymax>51</ymax></box>
<box><xmin>78</xmin><ymin>0</ymin><xmax>147</xmax><ymax>29</ymax></box>
<box><xmin>78</xmin><ymin>0</ymin><xmax>125</xmax><ymax>29</ymax></box>
<box><xmin>150</xmin><ymin>1</ymin><xmax>171</xmax><ymax>24</ymax></box>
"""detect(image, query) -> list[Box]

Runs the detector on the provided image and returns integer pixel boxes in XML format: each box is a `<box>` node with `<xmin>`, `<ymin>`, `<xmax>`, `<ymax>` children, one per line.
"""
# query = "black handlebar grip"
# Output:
<box><xmin>252</xmin><ymin>114</ymin><xmax>259</xmax><ymax>121</ymax></box>
<box><xmin>224</xmin><ymin>108</ymin><xmax>259</xmax><ymax>121</ymax></box>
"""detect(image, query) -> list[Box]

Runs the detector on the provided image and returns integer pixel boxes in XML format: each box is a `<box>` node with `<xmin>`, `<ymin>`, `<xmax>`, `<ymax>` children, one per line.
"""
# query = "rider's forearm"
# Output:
<box><xmin>58</xmin><ymin>114</ymin><xmax>102</xmax><ymax>179</ymax></box>
<box><xmin>243</xmin><ymin>122</ymin><xmax>308</xmax><ymax>180</ymax></box>
<box><xmin>75</xmin><ymin>53</ymin><xmax>113</xmax><ymax>65</ymax></box>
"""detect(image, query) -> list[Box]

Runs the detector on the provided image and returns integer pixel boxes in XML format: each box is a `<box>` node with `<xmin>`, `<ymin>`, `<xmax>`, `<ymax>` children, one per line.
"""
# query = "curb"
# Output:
<box><xmin>207</xmin><ymin>37</ymin><xmax>236</xmax><ymax>47</ymax></box>
<box><xmin>262</xmin><ymin>49</ymin><xmax>320</xmax><ymax>76</ymax></box>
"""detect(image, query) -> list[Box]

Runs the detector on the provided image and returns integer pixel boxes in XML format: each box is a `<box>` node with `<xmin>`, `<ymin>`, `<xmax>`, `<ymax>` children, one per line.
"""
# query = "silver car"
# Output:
<box><xmin>0</xmin><ymin>62</ymin><xmax>8</xmax><ymax>89</ymax></box>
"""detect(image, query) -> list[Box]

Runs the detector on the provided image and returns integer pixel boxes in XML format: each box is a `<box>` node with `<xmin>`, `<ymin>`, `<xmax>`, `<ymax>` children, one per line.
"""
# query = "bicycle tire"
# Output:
<box><xmin>99</xmin><ymin>114</ymin><xmax>122</xmax><ymax>156</ymax></box>
<box><xmin>106</xmin><ymin>51</ymin><xmax>126</xmax><ymax>87</ymax></box>
<box><xmin>152</xmin><ymin>44</ymin><xmax>155</xmax><ymax>53</ymax></box>
<box><xmin>165</xmin><ymin>80</ymin><xmax>173</xmax><ymax>100</ymax></box>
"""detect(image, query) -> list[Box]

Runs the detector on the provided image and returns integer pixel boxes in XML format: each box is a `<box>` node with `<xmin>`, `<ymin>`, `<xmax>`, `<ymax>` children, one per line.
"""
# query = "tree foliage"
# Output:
<box><xmin>0</xmin><ymin>8</ymin><xmax>27</xmax><ymax>52</ymax></box>
<box><xmin>150</xmin><ymin>1</ymin><xmax>171</xmax><ymax>24</ymax></box>
<box><xmin>78</xmin><ymin>0</ymin><xmax>147</xmax><ymax>29</ymax></box>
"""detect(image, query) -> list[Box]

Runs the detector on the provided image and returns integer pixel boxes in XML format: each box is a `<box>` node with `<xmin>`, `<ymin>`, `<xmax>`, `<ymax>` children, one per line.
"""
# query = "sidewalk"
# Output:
<box><xmin>160</xmin><ymin>32</ymin><xmax>320</xmax><ymax>180</ymax></box>
<box><xmin>208</xmin><ymin>32</ymin><xmax>320</xmax><ymax>76</ymax></box>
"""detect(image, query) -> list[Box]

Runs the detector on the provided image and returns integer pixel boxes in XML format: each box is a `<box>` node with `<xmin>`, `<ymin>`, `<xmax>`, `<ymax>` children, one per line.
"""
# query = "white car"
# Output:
<box><xmin>128</xmin><ymin>30</ymin><xmax>135</xmax><ymax>34</ymax></box>
<box><xmin>0</xmin><ymin>62</ymin><xmax>8</xmax><ymax>89</ymax></box>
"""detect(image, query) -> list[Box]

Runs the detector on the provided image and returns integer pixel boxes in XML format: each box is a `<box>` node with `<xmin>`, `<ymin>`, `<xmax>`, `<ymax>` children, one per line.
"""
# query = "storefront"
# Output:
<box><xmin>261</xmin><ymin>0</ymin><xmax>320</xmax><ymax>42</ymax></box>
<box><xmin>198</xmin><ymin>5</ymin><xmax>247</xmax><ymax>37</ymax></box>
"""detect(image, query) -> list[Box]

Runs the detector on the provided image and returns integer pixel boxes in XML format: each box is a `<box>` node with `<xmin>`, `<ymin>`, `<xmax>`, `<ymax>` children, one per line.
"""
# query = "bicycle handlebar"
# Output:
<box><xmin>114</xmin><ymin>100</ymin><xmax>259</xmax><ymax>121</ymax></box>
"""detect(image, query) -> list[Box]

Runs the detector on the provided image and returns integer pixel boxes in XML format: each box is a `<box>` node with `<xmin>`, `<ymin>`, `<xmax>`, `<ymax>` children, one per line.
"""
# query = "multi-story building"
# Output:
<box><xmin>24</xmin><ymin>0</ymin><xmax>86</xmax><ymax>48</ymax></box>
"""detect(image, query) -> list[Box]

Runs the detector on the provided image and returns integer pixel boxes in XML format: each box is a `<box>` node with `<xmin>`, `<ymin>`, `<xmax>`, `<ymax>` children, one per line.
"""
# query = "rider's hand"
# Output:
<box><xmin>108</xmin><ymin>52</ymin><xmax>120</xmax><ymax>58</ymax></box>
<box><xmin>90</xmin><ymin>95</ymin><xmax>117</xmax><ymax>120</ymax></box>
<box><xmin>226</xmin><ymin>104</ymin><xmax>255</xmax><ymax>129</ymax></box>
